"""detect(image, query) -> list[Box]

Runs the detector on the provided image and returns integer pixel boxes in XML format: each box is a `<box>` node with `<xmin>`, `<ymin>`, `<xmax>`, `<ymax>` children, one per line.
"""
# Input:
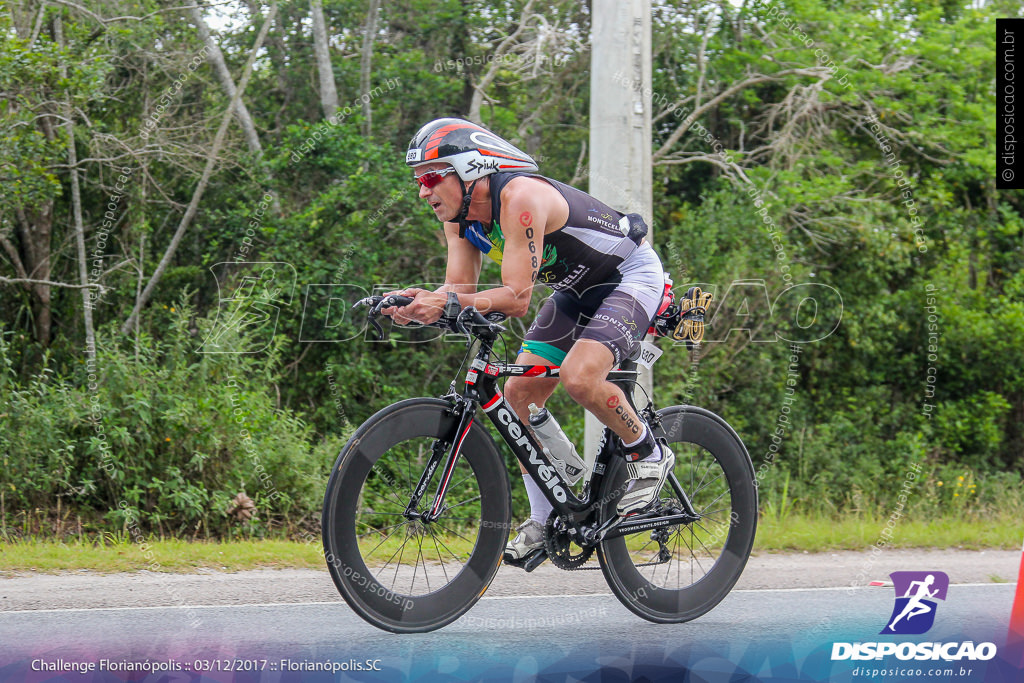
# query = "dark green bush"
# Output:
<box><xmin>0</xmin><ymin>300</ymin><xmax>346</xmax><ymax>538</ymax></box>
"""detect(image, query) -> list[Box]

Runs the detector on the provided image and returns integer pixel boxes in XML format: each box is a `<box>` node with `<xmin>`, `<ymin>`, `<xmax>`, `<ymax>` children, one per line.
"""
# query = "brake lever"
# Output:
<box><xmin>455</xmin><ymin>307</ymin><xmax>472</xmax><ymax>336</ymax></box>
<box><xmin>355</xmin><ymin>294</ymin><xmax>418</xmax><ymax>341</ymax></box>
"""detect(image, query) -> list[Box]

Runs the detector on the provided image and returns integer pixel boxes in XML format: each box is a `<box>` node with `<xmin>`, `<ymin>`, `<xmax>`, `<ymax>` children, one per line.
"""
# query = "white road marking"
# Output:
<box><xmin>0</xmin><ymin>583</ymin><xmax>1011</xmax><ymax>615</ymax></box>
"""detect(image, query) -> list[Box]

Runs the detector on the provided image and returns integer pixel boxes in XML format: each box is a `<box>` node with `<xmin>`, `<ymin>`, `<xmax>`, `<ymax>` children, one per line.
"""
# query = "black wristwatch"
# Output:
<box><xmin>441</xmin><ymin>291</ymin><xmax>461</xmax><ymax>324</ymax></box>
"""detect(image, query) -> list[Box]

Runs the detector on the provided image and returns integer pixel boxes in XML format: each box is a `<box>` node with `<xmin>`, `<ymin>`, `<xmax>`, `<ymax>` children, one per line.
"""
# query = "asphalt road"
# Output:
<box><xmin>0</xmin><ymin>584</ymin><xmax>1016</xmax><ymax>682</ymax></box>
<box><xmin>0</xmin><ymin>549</ymin><xmax>1019</xmax><ymax>681</ymax></box>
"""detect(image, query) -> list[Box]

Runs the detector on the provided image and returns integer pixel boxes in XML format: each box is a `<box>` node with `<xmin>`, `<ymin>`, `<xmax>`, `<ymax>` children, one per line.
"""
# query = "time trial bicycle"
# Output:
<box><xmin>322</xmin><ymin>293</ymin><xmax>757</xmax><ymax>632</ymax></box>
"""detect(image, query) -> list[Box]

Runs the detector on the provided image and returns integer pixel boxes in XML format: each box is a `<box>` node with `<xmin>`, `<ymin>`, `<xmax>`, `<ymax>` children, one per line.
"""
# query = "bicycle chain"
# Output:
<box><xmin>542</xmin><ymin>516</ymin><xmax>673</xmax><ymax>571</ymax></box>
<box><xmin>545</xmin><ymin>506</ymin><xmax>679</xmax><ymax>571</ymax></box>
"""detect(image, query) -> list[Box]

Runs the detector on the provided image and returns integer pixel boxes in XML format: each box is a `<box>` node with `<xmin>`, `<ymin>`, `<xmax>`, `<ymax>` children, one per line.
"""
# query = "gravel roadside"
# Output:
<box><xmin>1</xmin><ymin>548</ymin><xmax>1017</xmax><ymax>612</ymax></box>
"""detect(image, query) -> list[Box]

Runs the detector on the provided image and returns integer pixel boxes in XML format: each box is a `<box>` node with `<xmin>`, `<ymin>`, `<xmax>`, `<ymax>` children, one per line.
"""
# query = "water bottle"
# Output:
<box><xmin>528</xmin><ymin>403</ymin><xmax>586</xmax><ymax>485</ymax></box>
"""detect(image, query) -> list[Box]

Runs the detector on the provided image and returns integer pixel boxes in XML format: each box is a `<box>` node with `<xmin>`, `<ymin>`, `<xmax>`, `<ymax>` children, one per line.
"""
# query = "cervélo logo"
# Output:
<box><xmin>882</xmin><ymin>571</ymin><xmax>949</xmax><ymax>635</ymax></box>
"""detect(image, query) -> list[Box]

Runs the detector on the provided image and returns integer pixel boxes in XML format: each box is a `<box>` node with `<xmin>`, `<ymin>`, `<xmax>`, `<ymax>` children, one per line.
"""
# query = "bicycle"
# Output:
<box><xmin>322</xmin><ymin>292</ymin><xmax>757</xmax><ymax>633</ymax></box>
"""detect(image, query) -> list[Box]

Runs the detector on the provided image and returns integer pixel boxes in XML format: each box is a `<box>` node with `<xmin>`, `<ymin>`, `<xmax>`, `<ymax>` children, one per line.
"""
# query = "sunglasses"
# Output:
<box><xmin>414</xmin><ymin>167</ymin><xmax>457</xmax><ymax>189</ymax></box>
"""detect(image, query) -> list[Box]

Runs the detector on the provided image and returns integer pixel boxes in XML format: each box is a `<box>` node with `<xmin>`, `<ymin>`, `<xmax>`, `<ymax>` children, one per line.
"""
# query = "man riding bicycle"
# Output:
<box><xmin>385</xmin><ymin>117</ymin><xmax>673</xmax><ymax>567</ymax></box>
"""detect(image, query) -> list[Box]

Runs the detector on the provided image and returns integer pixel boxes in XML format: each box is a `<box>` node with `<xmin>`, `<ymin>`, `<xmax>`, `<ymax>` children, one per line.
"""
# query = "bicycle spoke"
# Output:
<box><xmin>412</xmin><ymin>532</ymin><xmax>428</xmax><ymax>594</ymax></box>
<box><xmin>391</xmin><ymin>531</ymin><xmax>410</xmax><ymax>590</ymax></box>
<box><xmin>356</xmin><ymin>519</ymin><xmax>410</xmax><ymax>541</ymax></box>
<box><xmin>691</xmin><ymin>469</ymin><xmax>724</xmax><ymax>497</ymax></box>
<box><xmin>685</xmin><ymin>522</ymin><xmax>720</xmax><ymax>564</ymax></box>
<box><xmin>428</xmin><ymin>529</ymin><xmax>451</xmax><ymax>583</ymax></box>
<box><xmin>428</xmin><ymin>527</ymin><xmax>467</xmax><ymax>564</ymax></box>
<box><xmin>374</xmin><ymin>534</ymin><xmax>408</xmax><ymax>583</ymax></box>
<box><xmin>679</xmin><ymin>529</ymin><xmax>709</xmax><ymax>578</ymax></box>
<box><xmin>433</xmin><ymin>521</ymin><xmax>477</xmax><ymax>547</ymax></box>
<box><xmin>443</xmin><ymin>494</ymin><xmax>483</xmax><ymax>513</ymax></box>
<box><xmin>697</xmin><ymin>487</ymin><xmax>730</xmax><ymax>516</ymax></box>
<box><xmin>445</xmin><ymin>472</ymin><xmax>475</xmax><ymax>493</ymax></box>
<box><xmin>698</xmin><ymin>505</ymin><xmax>729</xmax><ymax>519</ymax></box>
<box><xmin>361</xmin><ymin>521</ymin><xmax>413</xmax><ymax>557</ymax></box>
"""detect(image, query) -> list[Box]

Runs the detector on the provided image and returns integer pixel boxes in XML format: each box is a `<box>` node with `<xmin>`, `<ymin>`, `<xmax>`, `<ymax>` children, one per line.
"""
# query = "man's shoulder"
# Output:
<box><xmin>496</xmin><ymin>173</ymin><xmax>566</xmax><ymax>206</ymax></box>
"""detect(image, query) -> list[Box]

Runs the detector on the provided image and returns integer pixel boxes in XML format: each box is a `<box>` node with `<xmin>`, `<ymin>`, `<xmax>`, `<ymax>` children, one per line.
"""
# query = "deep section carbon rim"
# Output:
<box><xmin>322</xmin><ymin>399</ymin><xmax>511</xmax><ymax>632</ymax></box>
<box><xmin>597</xmin><ymin>405</ymin><xmax>757</xmax><ymax>623</ymax></box>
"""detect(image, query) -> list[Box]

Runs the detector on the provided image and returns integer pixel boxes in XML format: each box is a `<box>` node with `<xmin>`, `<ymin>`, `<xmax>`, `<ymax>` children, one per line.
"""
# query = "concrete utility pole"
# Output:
<box><xmin>585</xmin><ymin>0</ymin><xmax>654</xmax><ymax>459</ymax></box>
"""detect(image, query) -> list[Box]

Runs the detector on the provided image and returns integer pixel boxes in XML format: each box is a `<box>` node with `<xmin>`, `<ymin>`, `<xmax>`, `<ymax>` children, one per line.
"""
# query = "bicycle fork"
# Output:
<box><xmin>403</xmin><ymin>400</ymin><xmax>478</xmax><ymax>523</ymax></box>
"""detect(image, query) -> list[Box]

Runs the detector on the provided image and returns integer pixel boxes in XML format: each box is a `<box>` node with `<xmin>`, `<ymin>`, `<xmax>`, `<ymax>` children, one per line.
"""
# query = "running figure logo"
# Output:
<box><xmin>881</xmin><ymin>571</ymin><xmax>949</xmax><ymax>635</ymax></box>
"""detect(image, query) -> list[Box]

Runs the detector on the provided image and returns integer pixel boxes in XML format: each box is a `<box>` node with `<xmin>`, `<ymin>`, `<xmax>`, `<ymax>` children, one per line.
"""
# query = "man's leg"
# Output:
<box><xmin>559</xmin><ymin>339</ymin><xmax>645</xmax><ymax>446</ymax></box>
<box><xmin>561</xmin><ymin>339</ymin><xmax>674</xmax><ymax>515</ymax></box>
<box><xmin>502</xmin><ymin>353</ymin><xmax>560</xmax><ymax>563</ymax></box>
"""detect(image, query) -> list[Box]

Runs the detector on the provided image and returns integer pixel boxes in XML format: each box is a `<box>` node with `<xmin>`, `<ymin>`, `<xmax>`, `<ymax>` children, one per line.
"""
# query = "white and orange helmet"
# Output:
<box><xmin>405</xmin><ymin>118</ymin><xmax>538</xmax><ymax>181</ymax></box>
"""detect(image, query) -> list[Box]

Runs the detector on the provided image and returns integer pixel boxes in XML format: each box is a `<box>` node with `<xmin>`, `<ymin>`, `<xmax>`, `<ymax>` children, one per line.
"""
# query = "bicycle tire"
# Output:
<box><xmin>322</xmin><ymin>397</ymin><xmax>511</xmax><ymax>632</ymax></box>
<box><xmin>597</xmin><ymin>405</ymin><xmax>757</xmax><ymax>623</ymax></box>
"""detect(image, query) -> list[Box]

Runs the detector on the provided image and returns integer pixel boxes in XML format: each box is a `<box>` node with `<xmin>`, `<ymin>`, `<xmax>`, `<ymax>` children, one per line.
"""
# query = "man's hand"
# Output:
<box><xmin>381</xmin><ymin>287</ymin><xmax>447</xmax><ymax>325</ymax></box>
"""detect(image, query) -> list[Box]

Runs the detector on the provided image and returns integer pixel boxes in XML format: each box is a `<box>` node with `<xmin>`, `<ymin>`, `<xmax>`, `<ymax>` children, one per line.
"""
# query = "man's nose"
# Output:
<box><xmin>418</xmin><ymin>183</ymin><xmax>431</xmax><ymax>199</ymax></box>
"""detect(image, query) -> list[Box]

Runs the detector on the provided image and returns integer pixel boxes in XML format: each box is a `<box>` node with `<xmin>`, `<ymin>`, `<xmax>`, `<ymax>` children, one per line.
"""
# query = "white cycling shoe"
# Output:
<box><xmin>617</xmin><ymin>442</ymin><xmax>675</xmax><ymax>516</ymax></box>
<box><xmin>503</xmin><ymin>519</ymin><xmax>546</xmax><ymax>562</ymax></box>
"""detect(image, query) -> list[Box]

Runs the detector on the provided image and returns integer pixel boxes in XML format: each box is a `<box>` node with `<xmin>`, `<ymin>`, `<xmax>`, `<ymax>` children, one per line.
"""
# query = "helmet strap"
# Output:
<box><xmin>455</xmin><ymin>178</ymin><xmax>479</xmax><ymax>239</ymax></box>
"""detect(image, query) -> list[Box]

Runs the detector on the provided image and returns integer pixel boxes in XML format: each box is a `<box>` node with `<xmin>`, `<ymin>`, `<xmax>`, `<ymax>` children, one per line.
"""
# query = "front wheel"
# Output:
<box><xmin>322</xmin><ymin>398</ymin><xmax>511</xmax><ymax>632</ymax></box>
<box><xmin>597</xmin><ymin>405</ymin><xmax>757</xmax><ymax>623</ymax></box>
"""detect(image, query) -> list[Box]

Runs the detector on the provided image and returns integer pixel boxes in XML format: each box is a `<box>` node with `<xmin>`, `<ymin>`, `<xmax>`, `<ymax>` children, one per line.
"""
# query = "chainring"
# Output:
<box><xmin>544</xmin><ymin>511</ymin><xmax>595</xmax><ymax>570</ymax></box>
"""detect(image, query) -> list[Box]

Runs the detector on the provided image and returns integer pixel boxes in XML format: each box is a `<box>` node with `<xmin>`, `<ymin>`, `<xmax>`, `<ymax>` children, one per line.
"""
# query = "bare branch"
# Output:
<box><xmin>359</xmin><ymin>0</ymin><xmax>381</xmax><ymax>136</ymax></box>
<box><xmin>468</xmin><ymin>0</ymin><xmax>536</xmax><ymax>122</ymax></box>
<box><xmin>29</xmin><ymin>1</ymin><xmax>48</xmax><ymax>45</ymax></box>
<box><xmin>46</xmin><ymin>1</ymin><xmax>219</xmax><ymax>25</ymax></box>
<box><xmin>120</xmin><ymin>3</ymin><xmax>280</xmax><ymax>335</ymax></box>
<box><xmin>311</xmin><ymin>0</ymin><xmax>339</xmax><ymax>119</ymax></box>
<box><xmin>653</xmin><ymin>66</ymin><xmax>831</xmax><ymax>162</ymax></box>
<box><xmin>55</xmin><ymin>15</ymin><xmax>97</xmax><ymax>360</ymax></box>
<box><xmin>0</xmin><ymin>276</ymin><xmax>106</xmax><ymax>291</ymax></box>
<box><xmin>0</xmin><ymin>232</ymin><xmax>28</xmax><ymax>280</ymax></box>
<box><xmin>190</xmin><ymin>5</ymin><xmax>263</xmax><ymax>156</ymax></box>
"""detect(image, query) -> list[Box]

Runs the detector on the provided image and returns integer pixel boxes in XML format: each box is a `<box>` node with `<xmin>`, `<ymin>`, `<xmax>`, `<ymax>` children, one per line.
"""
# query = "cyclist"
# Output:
<box><xmin>385</xmin><ymin>118</ymin><xmax>673</xmax><ymax>566</ymax></box>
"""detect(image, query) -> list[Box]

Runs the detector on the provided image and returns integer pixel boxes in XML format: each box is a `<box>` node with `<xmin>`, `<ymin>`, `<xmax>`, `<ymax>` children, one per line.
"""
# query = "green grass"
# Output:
<box><xmin>754</xmin><ymin>513</ymin><xmax>1023</xmax><ymax>552</ymax></box>
<box><xmin>0</xmin><ymin>538</ymin><xmax>326</xmax><ymax>575</ymax></box>
<box><xmin>1</xmin><ymin>513</ymin><xmax>1019</xmax><ymax>575</ymax></box>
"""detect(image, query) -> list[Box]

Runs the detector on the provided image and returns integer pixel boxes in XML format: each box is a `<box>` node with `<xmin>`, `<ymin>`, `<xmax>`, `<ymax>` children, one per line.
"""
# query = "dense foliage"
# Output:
<box><xmin>1</xmin><ymin>0</ymin><xmax>1021</xmax><ymax>537</ymax></box>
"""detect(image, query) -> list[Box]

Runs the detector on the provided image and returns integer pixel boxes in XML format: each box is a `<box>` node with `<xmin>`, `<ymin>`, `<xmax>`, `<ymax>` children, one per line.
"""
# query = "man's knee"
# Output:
<box><xmin>504</xmin><ymin>378</ymin><xmax>528</xmax><ymax>408</ymax></box>
<box><xmin>561</xmin><ymin>343</ymin><xmax>613</xmax><ymax>400</ymax></box>
<box><xmin>559</xmin><ymin>360</ymin><xmax>603</xmax><ymax>403</ymax></box>
<box><xmin>559</xmin><ymin>373</ymin><xmax>590</xmax><ymax>403</ymax></box>
<box><xmin>504</xmin><ymin>377</ymin><xmax>549</xmax><ymax>413</ymax></box>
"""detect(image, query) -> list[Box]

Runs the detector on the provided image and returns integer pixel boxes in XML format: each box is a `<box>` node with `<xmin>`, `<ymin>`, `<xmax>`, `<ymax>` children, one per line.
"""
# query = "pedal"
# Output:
<box><xmin>503</xmin><ymin>548</ymin><xmax>548</xmax><ymax>572</ymax></box>
<box><xmin>522</xmin><ymin>548</ymin><xmax>548</xmax><ymax>572</ymax></box>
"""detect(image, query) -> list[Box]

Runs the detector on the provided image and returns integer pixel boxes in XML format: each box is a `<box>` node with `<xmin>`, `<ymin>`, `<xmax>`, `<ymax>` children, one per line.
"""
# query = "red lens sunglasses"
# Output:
<box><xmin>414</xmin><ymin>167</ymin><xmax>457</xmax><ymax>189</ymax></box>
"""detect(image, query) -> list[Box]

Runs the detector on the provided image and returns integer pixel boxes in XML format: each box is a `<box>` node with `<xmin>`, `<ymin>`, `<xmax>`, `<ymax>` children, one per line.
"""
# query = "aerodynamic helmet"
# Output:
<box><xmin>405</xmin><ymin>118</ymin><xmax>538</xmax><ymax>181</ymax></box>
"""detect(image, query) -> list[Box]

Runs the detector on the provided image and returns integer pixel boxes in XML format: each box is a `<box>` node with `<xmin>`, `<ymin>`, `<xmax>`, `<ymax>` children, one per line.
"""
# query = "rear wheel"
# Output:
<box><xmin>597</xmin><ymin>405</ymin><xmax>757</xmax><ymax>623</ymax></box>
<box><xmin>322</xmin><ymin>398</ymin><xmax>511</xmax><ymax>632</ymax></box>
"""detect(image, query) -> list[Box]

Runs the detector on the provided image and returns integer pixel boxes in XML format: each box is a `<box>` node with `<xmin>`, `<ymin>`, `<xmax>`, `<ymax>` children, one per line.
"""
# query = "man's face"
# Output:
<box><xmin>414</xmin><ymin>163</ymin><xmax>461</xmax><ymax>222</ymax></box>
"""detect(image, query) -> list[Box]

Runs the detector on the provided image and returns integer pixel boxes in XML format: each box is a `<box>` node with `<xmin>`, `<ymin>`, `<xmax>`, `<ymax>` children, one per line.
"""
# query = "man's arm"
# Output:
<box><xmin>391</xmin><ymin>177</ymin><xmax>562</xmax><ymax>324</ymax></box>
<box><xmin>387</xmin><ymin>222</ymin><xmax>480</xmax><ymax>325</ymax></box>
<box><xmin>439</xmin><ymin>221</ymin><xmax>482</xmax><ymax>295</ymax></box>
<box><xmin>437</xmin><ymin>182</ymin><xmax>548</xmax><ymax>318</ymax></box>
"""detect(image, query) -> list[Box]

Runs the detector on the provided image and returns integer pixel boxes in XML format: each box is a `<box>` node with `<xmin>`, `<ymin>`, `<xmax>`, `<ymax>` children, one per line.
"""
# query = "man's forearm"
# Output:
<box><xmin>450</xmin><ymin>285</ymin><xmax>532</xmax><ymax>317</ymax></box>
<box><xmin>436</xmin><ymin>283</ymin><xmax>477</xmax><ymax>295</ymax></box>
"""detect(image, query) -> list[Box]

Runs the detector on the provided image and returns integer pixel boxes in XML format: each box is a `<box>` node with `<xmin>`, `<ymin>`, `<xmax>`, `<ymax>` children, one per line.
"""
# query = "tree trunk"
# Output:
<box><xmin>189</xmin><ymin>6</ymin><xmax>263</xmax><ymax>156</ymax></box>
<box><xmin>190</xmin><ymin>4</ymin><xmax>281</xmax><ymax>214</ymax></box>
<box><xmin>359</xmin><ymin>0</ymin><xmax>380</xmax><ymax>136</ymax></box>
<box><xmin>15</xmin><ymin>205</ymin><xmax>53</xmax><ymax>347</ymax></box>
<box><xmin>55</xmin><ymin>15</ymin><xmax>96</xmax><ymax>362</ymax></box>
<box><xmin>311</xmin><ymin>0</ymin><xmax>338</xmax><ymax>119</ymax></box>
<box><xmin>120</xmin><ymin>4</ymin><xmax>280</xmax><ymax>336</ymax></box>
